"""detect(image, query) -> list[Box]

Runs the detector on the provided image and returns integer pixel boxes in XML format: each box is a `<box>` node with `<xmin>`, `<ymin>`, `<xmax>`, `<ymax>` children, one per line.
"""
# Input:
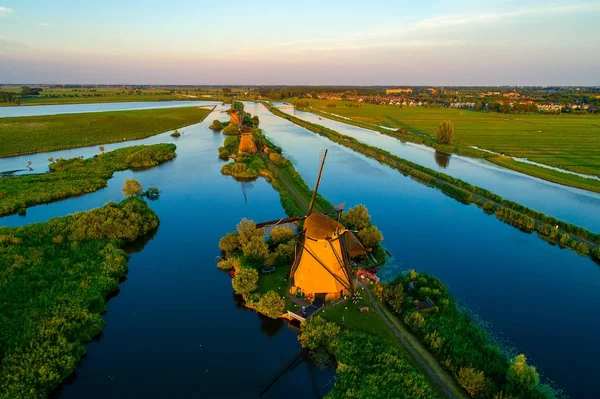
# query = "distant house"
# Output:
<box><xmin>415</xmin><ymin>300</ymin><xmax>435</xmax><ymax>313</ymax></box>
<box><xmin>386</xmin><ymin>88</ymin><xmax>413</xmax><ymax>94</ymax></box>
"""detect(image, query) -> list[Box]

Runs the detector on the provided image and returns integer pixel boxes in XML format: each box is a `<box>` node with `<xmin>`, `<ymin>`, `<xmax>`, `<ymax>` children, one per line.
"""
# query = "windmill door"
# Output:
<box><xmin>314</xmin><ymin>293</ymin><xmax>326</xmax><ymax>305</ymax></box>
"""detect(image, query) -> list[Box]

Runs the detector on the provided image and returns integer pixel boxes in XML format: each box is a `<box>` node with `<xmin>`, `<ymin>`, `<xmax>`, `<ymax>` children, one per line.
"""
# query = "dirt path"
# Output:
<box><xmin>265</xmin><ymin>159</ymin><xmax>310</xmax><ymax>213</ymax></box>
<box><xmin>359</xmin><ymin>280</ymin><xmax>467</xmax><ymax>399</ymax></box>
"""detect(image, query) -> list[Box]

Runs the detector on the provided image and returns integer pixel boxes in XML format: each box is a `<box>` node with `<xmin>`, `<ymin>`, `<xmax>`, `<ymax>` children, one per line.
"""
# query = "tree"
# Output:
<box><xmin>122</xmin><ymin>178</ymin><xmax>142</xmax><ymax>197</ymax></box>
<box><xmin>270</xmin><ymin>226</ymin><xmax>293</xmax><ymax>245</ymax></box>
<box><xmin>237</xmin><ymin>218</ymin><xmax>262</xmax><ymax>245</ymax></box>
<box><xmin>256</xmin><ymin>291</ymin><xmax>285</xmax><ymax>319</ymax></box>
<box><xmin>436</xmin><ymin>120</ymin><xmax>454</xmax><ymax>144</ymax></box>
<box><xmin>342</xmin><ymin>204</ymin><xmax>371</xmax><ymax>230</ymax></box>
<box><xmin>48</xmin><ymin>156</ymin><xmax>54</xmax><ymax>163</ymax></box>
<box><xmin>457</xmin><ymin>367</ymin><xmax>485</xmax><ymax>398</ymax></box>
<box><xmin>242</xmin><ymin>235</ymin><xmax>269</xmax><ymax>262</ymax></box>
<box><xmin>501</xmin><ymin>100</ymin><xmax>511</xmax><ymax>114</ymax></box>
<box><xmin>232</xmin><ymin>267</ymin><xmax>258</xmax><ymax>295</ymax></box>
<box><xmin>99</xmin><ymin>145</ymin><xmax>105</xmax><ymax>153</ymax></box>
<box><xmin>506</xmin><ymin>354</ymin><xmax>539</xmax><ymax>395</ymax></box>
<box><xmin>358</xmin><ymin>225</ymin><xmax>383</xmax><ymax>248</ymax></box>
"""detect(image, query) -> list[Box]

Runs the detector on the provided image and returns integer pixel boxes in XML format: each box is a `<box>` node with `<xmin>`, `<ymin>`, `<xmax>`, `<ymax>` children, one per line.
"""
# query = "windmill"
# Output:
<box><xmin>256</xmin><ymin>149</ymin><xmax>366</xmax><ymax>304</ymax></box>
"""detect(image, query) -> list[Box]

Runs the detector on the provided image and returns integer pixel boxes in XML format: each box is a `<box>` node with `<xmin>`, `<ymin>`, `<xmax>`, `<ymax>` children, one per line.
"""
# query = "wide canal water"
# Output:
<box><xmin>279</xmin><ymin>105</ymin><xmax>600</xmax><ymax>232</ymax></box>
<box><xmin>1</xmin><ymin>101</ymin><xmax>599</xmax><ymax>398</ymax></box>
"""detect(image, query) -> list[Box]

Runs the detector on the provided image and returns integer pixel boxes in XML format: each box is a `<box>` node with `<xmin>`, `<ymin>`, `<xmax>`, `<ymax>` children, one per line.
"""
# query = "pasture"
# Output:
<box><xmin>0</xmin><ymin>106</ymin><xmax>211</xmax><ymax>156</ymax></box>
<box><xmin>308</xmin><ymin>99</ymin><xmax>600</xmax><ymax>177</ymax></box>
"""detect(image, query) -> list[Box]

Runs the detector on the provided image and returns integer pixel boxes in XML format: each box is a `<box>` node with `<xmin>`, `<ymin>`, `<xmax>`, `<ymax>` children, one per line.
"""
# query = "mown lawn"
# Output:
<box><xmin>308</xmin><ymin>99</ymin><xmax>600</xmax><ymax>177</ymax></box>
<box><xmin>0</xmin><ymin>106</ymin><xmax>211</xmax><ymax>156</ymax></box>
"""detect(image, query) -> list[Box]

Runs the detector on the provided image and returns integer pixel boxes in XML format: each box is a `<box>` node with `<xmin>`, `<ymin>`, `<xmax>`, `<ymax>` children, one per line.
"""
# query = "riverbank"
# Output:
<box><xmin>375</xmin><ymin>271</ymin><xmax>563</xmax><ymax>399</ymax></box>
<box><xmin>263</xmin><ymin>102</ymin><xmax>600</xmax><ymax>263</ymax></box>
<box><xmin>302</xmin><ymin>104</ymin><xmax>600</xmax><ymax>193</ymax></box>
<box><xmin>0</xmin><ymin>198</ymin><xmax>159</xmax><ymax>398</ymax></box>
<box><xmin>0</xmin><ymin>106</ymin><xmax>211</xmax><ymax>157</ymax></box>
<box><xmin>0</xmin><ymin>144</ymin><xmax>176</xmax><ymax>216</ymax></box>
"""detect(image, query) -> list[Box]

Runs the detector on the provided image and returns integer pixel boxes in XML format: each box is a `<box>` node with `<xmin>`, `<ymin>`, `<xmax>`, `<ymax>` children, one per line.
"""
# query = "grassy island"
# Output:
<box><xmin>0</xmin><ymin>144</ymin><xmax>176</xmax><ymax>216</ymax></box>
<box><xmin>0</xmin><ymin>198</ymin><xmax>159</xmax><ymax>397</ymax></box>
<box><xmin>0</xmin><ymin>106</ymin><xmax>210</xmax><ymax>157</ymax></box>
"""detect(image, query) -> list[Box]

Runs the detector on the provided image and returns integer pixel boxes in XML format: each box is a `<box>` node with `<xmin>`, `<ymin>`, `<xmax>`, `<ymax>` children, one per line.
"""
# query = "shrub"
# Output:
<box><xmin>298</xmin><ymin>316</ymin><xmax>340</xmax><ymax>352</ymax></box>
<box><xmin>256</xmin><ymin>290</ymin><xmax>285</xmax><ymax>319</ymax></box>
<box><xmin>232</xmin><ymin>267</ymin><xmax>258</xmax><ymax>295</ymax></box>
<box><xmin>218</xmin><ymin>149</ymin><xmax>230</xmax><ymax>160</ymax></box>
<box><xmin>404</xmin><ymin>311</ymin><xmax>426</xmax><ymax>330</ymax></box>
<box><xmin>209</xmin><ymin>119</ymin><xmax>224</xmax><ymax>131</ymax></box>
<box><xmin>170</xmin><ymin>129</ymin><xmax>181</xmax><ymax>137</ymax></box>
<box><xmin>457</xmin><ymin>367</ymin><xmax>486</xmax><ymax>398</ymax></box>
<box><xmin>274</xmin><ymin>240</ymin><xmax>296</xmax><ymax>265</ymax></box>
<box><xmin>222</xmin><ymin>124</ymin><xmax>240</xmax><ymax>135</ymax></box>
<box><xmin>219</xmin><ymin>232</ymin><xmax>240</xmax><ymax>255</ymax></box>
<box><xmin>242</xmin><ymin>235</ymin><xmax>269</xmax><ymax>262</ymax></box>
<box><xmin>342</xmin><ymin>204</ymin><xmax>371</xmax><ymax>230</ymax></box>
<box><xmin>17</xmin><ymin>207</ymin><xmax>26</xmax><ymax>216</ymax></box>
<box><xmin>268</xmin><ymin>152</ymin><xmax>287</xmax><ymax>166</ymax></box>
<box><xmin>217</xmin><ymin>257</ymin><xmax>241</xmax><ymax>270</ymax></box>
<box><xmin>358</xmin><ymin>225</ymin><xmax>383</xmax><ymax>248</ymax></box>
<box><xmin>144</xmin><ymin>187</ymin><xmax>160</xmax><ymax>199</ymax></box>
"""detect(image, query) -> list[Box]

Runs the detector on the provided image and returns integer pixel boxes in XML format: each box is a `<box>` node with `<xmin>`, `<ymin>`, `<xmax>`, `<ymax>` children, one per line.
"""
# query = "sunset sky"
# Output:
<box><xmin>1</xmin><ymin>0</ymin><xmax>599</xmax><ymax>85</ymax></box>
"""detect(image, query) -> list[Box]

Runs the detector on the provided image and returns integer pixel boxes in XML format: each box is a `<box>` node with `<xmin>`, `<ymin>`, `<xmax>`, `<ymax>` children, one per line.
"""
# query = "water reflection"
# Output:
<box><xmin>241</xmin><ymin>181</ymin><xmax>255</xmax><ymax>204</ymax></box>
<box><xmin>122</xmin><ymin>228</ymin><xmax>159</xmax><ymax>254</ymax></box>
<box><xmin>258</xmin><ymin>314</ymin><xmax>285</xmax><ymax>338</ymax></box>
<box><xmin>434</xmin><ymin>151</ymin><xmax>451</xmax><ymax>168</ymax></box>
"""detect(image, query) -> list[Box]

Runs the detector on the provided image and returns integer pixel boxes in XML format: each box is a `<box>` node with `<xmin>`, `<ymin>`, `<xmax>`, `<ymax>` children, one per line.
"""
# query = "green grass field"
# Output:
<box><xmin>0</xmin><ymin>106</ymin><xmax>211</xmax><ymax>156</ymax></box>
<box><xmin>307</xmin><ymin>99</ymin><xmax>600</xmax><ymax>177</ymax></box>
<box><xmin>0</xmin><ymin>86</ymin><xmax>223</xmax><ymax>106</ymax></box>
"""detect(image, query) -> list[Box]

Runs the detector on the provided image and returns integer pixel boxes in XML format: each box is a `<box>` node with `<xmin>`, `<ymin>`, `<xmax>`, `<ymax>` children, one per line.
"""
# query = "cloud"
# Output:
<box><xmin>0</xmin><ymin>6</ymin><xmax>13</xmax><ymax>14</ymax></box>
<box><xmin>38</xmin><ymin>22</ymin><xmax>51</xmax><ymax>27</ymax></box>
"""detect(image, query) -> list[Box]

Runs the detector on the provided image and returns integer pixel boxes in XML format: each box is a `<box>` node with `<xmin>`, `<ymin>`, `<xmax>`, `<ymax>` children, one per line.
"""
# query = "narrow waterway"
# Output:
<box><xmin>279</xmin><ymin>105</ymin><xmax>600</xmax><ymax>232</ymax></box>
<box><xmin>0</xmin><ymin>100</ymin><xmax>219</xmax><ymax>118</ymax></box>
<box><xmin>246</xmin><ymin>102</ymin><xmax>600</xmax><ymax>399</ymax></box>
<box><xmin>1</xmin><ymin>105</ymin><xmax>334</xmax><ymax>398</ymax></box>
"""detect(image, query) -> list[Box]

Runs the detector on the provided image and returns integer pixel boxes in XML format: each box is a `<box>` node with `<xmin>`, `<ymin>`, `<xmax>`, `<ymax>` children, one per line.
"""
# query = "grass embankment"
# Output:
<box><xmin>305</xmin><ymin>99</ymin><xmax>600</xmax><ymax>178</ymax></box>
<box><xmin>0</xmin><ymin>198</ymin><xmax>159</xmax><ymax>398</ymax></box>
<box><xmin>0</xmin><ymin>144</ymin><xmax>176</xmax><ymax>216</ymax></box>
<box><xmin>0</xmin><ymin>106</ymin><xmax>210</xmax><ymax>157</ymax></box>
<box><xmin>375</xmin><ymin>271</ymin><xmax>563</xmax><ymax>399</ymax></box>
<box><xmin>264</xmin><ymin>102</ymin><xmax>600</xmax><ymax>263</ymax></box>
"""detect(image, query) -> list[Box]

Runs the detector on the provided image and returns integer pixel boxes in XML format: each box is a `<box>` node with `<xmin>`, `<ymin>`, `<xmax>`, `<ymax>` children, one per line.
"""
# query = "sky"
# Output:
<box><xmin>0</xmin><ymin>0</ymin><xmax>599</xmax><ymax>85</ymax></box>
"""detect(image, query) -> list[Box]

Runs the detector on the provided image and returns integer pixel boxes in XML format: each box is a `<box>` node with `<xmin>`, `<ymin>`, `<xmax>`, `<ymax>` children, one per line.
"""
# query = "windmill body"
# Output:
<box><xmin>290</xmin><ymin>212</ymin><xmax>364</xmax><ymax>302</ymax></box>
